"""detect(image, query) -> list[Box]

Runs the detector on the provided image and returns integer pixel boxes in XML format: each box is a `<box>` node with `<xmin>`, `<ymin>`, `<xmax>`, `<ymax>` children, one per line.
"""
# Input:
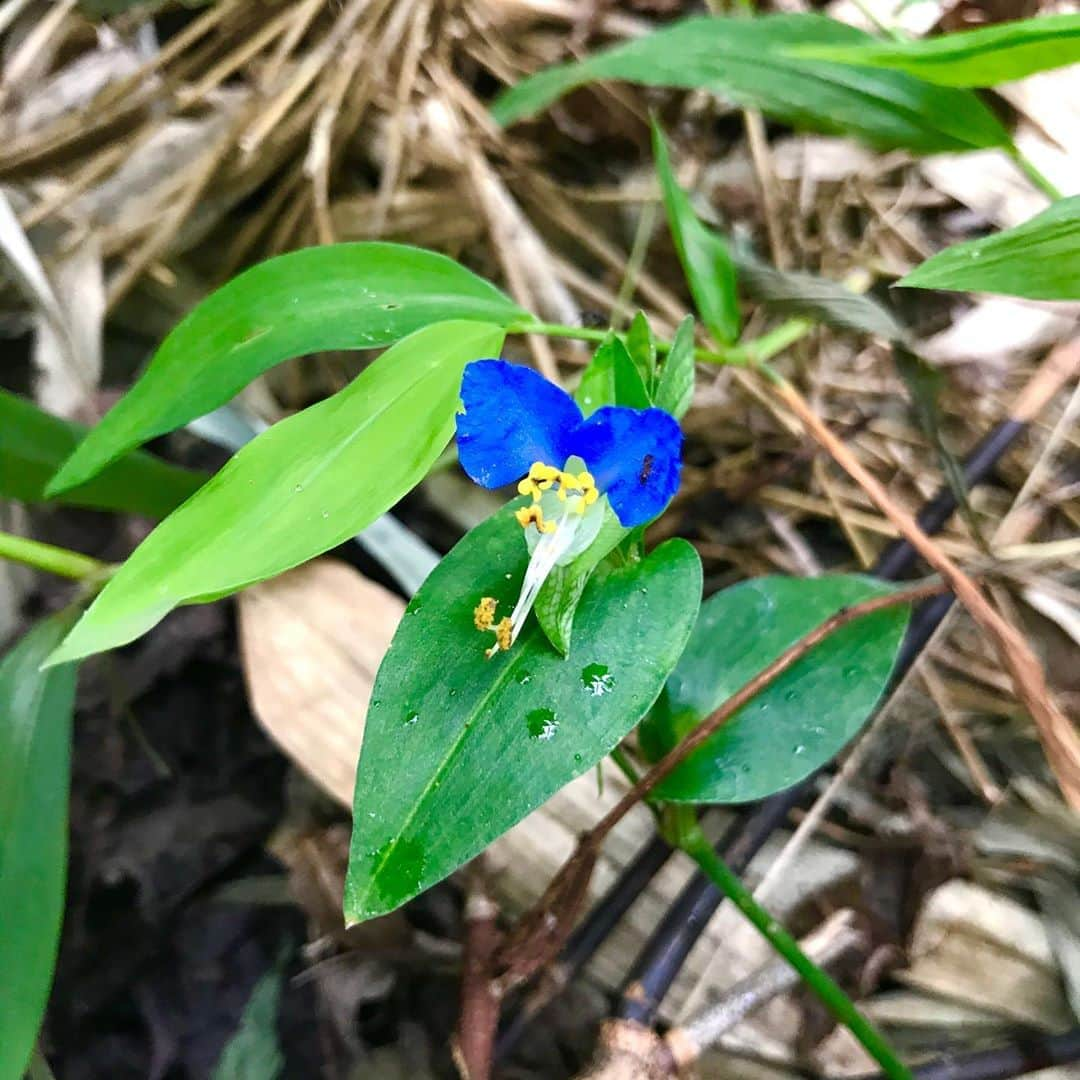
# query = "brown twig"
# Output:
<box><xmin>495</xmin><ymin>579</ymin><xmax>946</xmax><ymax>985</ymax></box>
<box><xmin>770</xmin><ymin>357</ymin><xmax>1080</xmax><ymax>810</ymax></box>
<box><xmin>453</xmin><ymin>873</ymin><xmax>503</xmax><ymax>1080</ymax></box>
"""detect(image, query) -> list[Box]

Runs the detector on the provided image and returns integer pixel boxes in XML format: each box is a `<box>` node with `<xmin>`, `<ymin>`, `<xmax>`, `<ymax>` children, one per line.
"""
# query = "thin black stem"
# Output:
<box><xmin>856</xmin><ymin>1026</ymin><xmax>1080</xmax><ymax>1080</ymax></box>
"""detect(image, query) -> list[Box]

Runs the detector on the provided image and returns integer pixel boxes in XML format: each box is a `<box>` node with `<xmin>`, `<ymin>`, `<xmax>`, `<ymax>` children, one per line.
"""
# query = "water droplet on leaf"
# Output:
<box><xmin>526</xmin><ymin>708</ymin><xmax>559</xmax><ymax>741</ymax></box>
<box><xmin>581</xmin><ymin>663</ymin><xmax>615</xmax><ymax>697</ymax></box>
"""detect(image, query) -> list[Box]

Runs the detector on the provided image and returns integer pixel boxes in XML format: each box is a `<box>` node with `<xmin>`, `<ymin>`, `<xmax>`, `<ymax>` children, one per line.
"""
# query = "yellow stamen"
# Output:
<box><xmin>473</xmin><ymin>596</ymin><xmax>497</xmax><ymax>631</ymax></box>
<box><xmin>554</xmin><ymin>469</ymin><xmax>599</xmax><ymax>511</ymax></box>
<box><xmin>515</xmin><ymin>504</ymin><xmax>556</xmax><ymax>533</ymax></box>
<box><xmin>517</xmin><ymin>461</ymin><xmax>562</xmax><ymax>501</ymax></box>
<box><xmin>495</xmin><ymin>617</ymin><xmax>513</xmax><ymax>651</ymax></box>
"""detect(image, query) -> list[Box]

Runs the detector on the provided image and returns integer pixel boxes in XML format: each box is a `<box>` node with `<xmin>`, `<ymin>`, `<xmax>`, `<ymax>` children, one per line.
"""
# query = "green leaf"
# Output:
<box><xmin>899</xmin><ymin>196</ymin><xmax>1080</xmax><ymax>300</ymax></box>
<box><xmin>344</xmin><ymin>510</ymin><xmax>702</xmax><ymax>922</ymax></box>
<box><xmin>789</xmin><ymin>14</ymin><xmax>1080</xmax><ymax>87</ymax></box>
<box><xmin>48</xmin><ymin>243</ymin><xmax>529</xmax><ymax>495</ymax></box>
<box><xmin>655</xmin><ymin>316</ymin><xmax>697</xmax><ymax>420</ymax></box>
<box><xmin>211</xmin><ymin>958</ymin><xmax>286</xmax><ymax>1080</ymax></box>
<box><xmin>638</xmin><ymin>575</ymin><xmax>910</xmax><ymax>803</ymax></box>
<box><xmin>652</xmin><ymin>121</ymin><xmax>741</xmax><ymax>345</ymax></box>
<box><xmin>535</xmin><ymin>505</ymin><xmax>629</xmax><ymax>655</ymax></box>
<box><xmin>733</xmin><ymin>252</ymin><xmax>907</xmax><ymax>341</ymax></box>
<box><xmin>492</xmin><ymin>14</ymin><xmax>1011</xmax><ymax>154</ymax></box>
<box><xmin>46</xmin><ymin>321</ymin><xmax>505</xmax><ymax>666</ymax></box>
<box><xmin>625</xmin><ymin>311</ymin><xmax>658</xmax><ymax>391</ymax></box>
<box><xmin>0</xmin><ymin>389</ymin><xmax>206</xmax><ymax>519</ymax></box>
<box><xmin>575</xmin><ymin>334</ymin><xmax>651</xmax><ymax>415</ymax></box>
<box><xmin>0</xmin><ymin>611</ymin><xmax>79</xmax><ymax>1080</ymax></box>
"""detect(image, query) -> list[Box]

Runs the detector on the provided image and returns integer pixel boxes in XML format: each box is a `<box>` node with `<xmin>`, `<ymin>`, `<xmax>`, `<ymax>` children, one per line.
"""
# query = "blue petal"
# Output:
<box><xmin>567</xmin><ymin>407</ymin><xmax>682</xmax><ymax>527</ymax></box>
<box><xmin>456</xmin><ymin>360</ymin><xmax>583</xmax><ymax>488</ymax></box>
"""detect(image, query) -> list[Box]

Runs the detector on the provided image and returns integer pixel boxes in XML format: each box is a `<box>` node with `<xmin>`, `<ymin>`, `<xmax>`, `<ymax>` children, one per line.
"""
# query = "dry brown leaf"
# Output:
<box><xmin>238</xmin><ymin>558</ymin><xmax>404</xmax><ymax>808</ymax></box>
<box><xmin>899</xmin><ymin>879</ymin><xmax>1073</xmax><ymax>1031</ymax></box>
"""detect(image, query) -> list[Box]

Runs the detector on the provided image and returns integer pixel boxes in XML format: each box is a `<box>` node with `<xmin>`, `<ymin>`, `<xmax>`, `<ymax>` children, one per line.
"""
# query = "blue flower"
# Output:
<box><xmin>456</xmin><ymin>359</ymin><xmax>682</xmax><ymax>654</ymax></box>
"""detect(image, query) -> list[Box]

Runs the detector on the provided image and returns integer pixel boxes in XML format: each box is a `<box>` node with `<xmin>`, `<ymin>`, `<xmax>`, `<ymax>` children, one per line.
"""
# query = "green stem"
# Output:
<box><xmin>746</xmin><ymin>317</ymin><xmax>814</xmax><ymax>364</ymax></box>
<box><xmin>507</xmin><ymin>319</ymin><xmax>810</xmax><ymax>369</ymax></box>
<box><xmin>610</xmin><ymin>744</ymin><xmax>643</xmax><ymax>787</ymax></box>
<box><xmin>0</xmin><ymin>530</ymin><xmax>109</xmax><ymax>582</ymax></box>
<box><xmin>1010</xmin><ymin>148</ymin><xmax>1064</xmax><ymax>202</ymax></box>
<box><xmin>678</xmin><ymin>824</ymin><xmax>914</xmax><ymax>1080</ymax></box>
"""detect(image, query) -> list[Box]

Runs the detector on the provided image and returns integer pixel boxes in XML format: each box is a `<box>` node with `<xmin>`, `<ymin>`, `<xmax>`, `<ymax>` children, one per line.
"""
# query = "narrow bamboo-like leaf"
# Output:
<box><xmin>535</xmin><ymin>506</ymin><xmax>628</xmax><ymax>655</ymax></box>
<box><xmin>655</xmin><ymin>316</ymin><xmax>697</xmax><ymax>420</ymax></box>
<box><xmin>0</xmin><ymin>611</ymin><xmax>79</xmax><ymax>1080</ymax></box>
<box><xmin>492</xmin><ymin>14</ymin><xmax>1011</xmax><ymax>154</ymax></box>
<box><xmin>0</xmin><ymin>389</ymin><xmax>206</xmax><ymax>518</ymax></box>
<box><xmin>790</xmin><ymin>14</ymin><xmax>1080</xmax><ymax>87</ymax></box>
<box><xmin>900</xmin><ymin>197</ymin><xmax>1080</xmax><ymax>300</ymax></box>
<box><xmin>46</xmin><ymin>321</ymin><xmax>505</xmax><ymax>665</ymax></box>
<box><xmin>48</xmin><ymin>243</ymin><xmax>529</xmax><ymax>495</ymax></box>
<box><xmin>653</xmin><ymin>122</ymin><xmax>740</xmax><ymax>345</ymax></box>
<box><xmin>344</xmin><ymin>510</ymin><xmax>702</xmax><ymax>922</ymax></box>
<box><xmin>638</xmin><ymin>576</ymin><xmax>909</xmax><ymax>803</ymax></box>
<box><xmin>575</xmin><ymin>334</ymin><xmax>651</xmax><ymax>415</ymax></box>
<box><xmin>733</xmin><ymin>252</ymin><xmax>907</xmax><ymax>341</ymax></box>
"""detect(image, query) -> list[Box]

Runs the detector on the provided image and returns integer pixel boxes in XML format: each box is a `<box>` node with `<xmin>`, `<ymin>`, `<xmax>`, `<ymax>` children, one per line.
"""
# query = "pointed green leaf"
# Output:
<box><xmin>492</xmin><ymin>14</ymin><xmax>1011</xmax><ymax>154</ymax></box>
<box><xmin>652</xmin><ymin>122</ymin><xmax>740</xmax><ymax>345</ymax></box>
<box><xmin>789</xmin><ymin>14</ymin><xmax>1080</xmax><ymax>87</ymax></box>
<box><xmin>900</xmin><ymin>197</ymin><xmax>1080</xmax><ymax>300</ymax></box>
<box><xmin>639</xmin><ymin>576</ymin><xmax>909</xmax><ymax>803</ymax></box>
<box><xmin>48</xmin><ymin>243</ymin><xmax>529</xmax><ymax>495</ymax></box>
<box><xmin>575</xmin><ymin>333</ymin><xmax>651</xmax><ymax>415</ymax></box>
<box><xmin>344</xmin><ymin>510</ymin><xmax>702</xmax><ymax>922</ymax></box>
<box><xmin>655</xmin><ymin>316</ymin><xmax>697</xmax><ymax>420</ymax></box>
<box><xmin>47</xmin><ymin>321</ymin><xmax>505</xmax><ymax>665</ymax></box>
<box><xmin>625</xmin><ymin>312</ymin><xmax>658</xmax><ymax>391</ymax></box>
<box><xmin>0</xmin><ymin>611</ymin><xmax>79</xmax><ymax>1080</ymax></box>
<box><xmin>0</xmin><ymin>389</ymin><xmax>206</xmax><ymax>518</ymax></box>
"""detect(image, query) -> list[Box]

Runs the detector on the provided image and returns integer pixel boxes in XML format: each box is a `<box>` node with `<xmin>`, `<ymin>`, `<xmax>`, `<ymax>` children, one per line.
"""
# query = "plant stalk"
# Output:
<box><xmin>0</xmin><ymin>530</ymin><xmax>109</xmax><ymax>582</ymax></box>
<box><xmin>1009</xmin><ymin>147</ymin><xmax>1064</xmax><ymax>203</ymax></box>
<box><xmin>507</xmin><ymin>316</ymin><xmax>816</xmax><ymax>373</ymax></box>
<box><xmin>677</xmin><ymin>824</ymin><xmax>914</xmax><ymax>1080</ymax></box>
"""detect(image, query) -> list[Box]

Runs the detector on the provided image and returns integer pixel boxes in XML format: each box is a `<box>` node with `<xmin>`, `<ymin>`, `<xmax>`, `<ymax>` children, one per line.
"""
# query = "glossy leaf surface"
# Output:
<box><xmin>48</xmin><ymin>321</ymin><xmax>505</xmax><ymax>665</ymax></box>
<box><xmin>48</xmin><ymin>243</ymin><xmax>528</xmax><ymax>494</ymax></box>
<box><xmin>900</xmin><ymin>197</ymin><xmax>1080</xmax><ymax>300</ymax></box>
<box><xmin>0</xmin><ymin>611</ymin><xmax>79</xmax><ymax>1080</ymax></box>
<box><xmin>344</xmin><ymin>510</ymin><xmax>702</xmax><ymax>922</ymax></box>
<box><xmin>639</xmin><ymin>576</ymin><xmax>909</xmax><ymax>803</ymax></box>
<box><xmin>492</xmin><ymin>14</ymin><xmax>1011</xmax><ymax>154</ymax></box>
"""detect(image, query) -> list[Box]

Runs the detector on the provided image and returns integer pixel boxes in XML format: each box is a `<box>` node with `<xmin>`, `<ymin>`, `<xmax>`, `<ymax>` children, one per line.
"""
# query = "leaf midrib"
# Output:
<box><xmin>355</xmin><ymin>614</ymin><xmax>544</xmax><ymax>913</ymax></box>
